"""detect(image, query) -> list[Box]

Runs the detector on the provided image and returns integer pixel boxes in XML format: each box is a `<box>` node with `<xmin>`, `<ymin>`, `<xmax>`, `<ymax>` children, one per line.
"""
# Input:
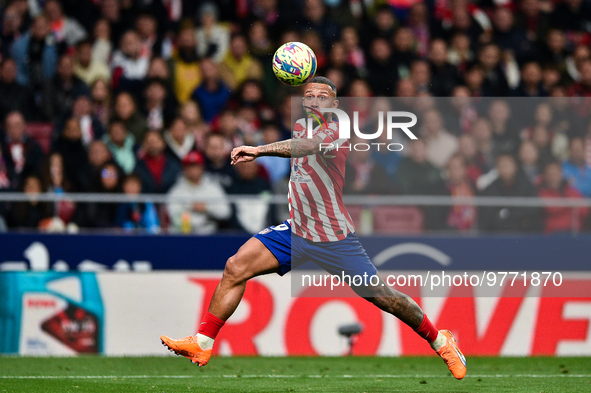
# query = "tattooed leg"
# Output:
<box><xmin>351</xmin><ymin>275</ymin><xmax>424</xmax><ymax>329</ymax></box>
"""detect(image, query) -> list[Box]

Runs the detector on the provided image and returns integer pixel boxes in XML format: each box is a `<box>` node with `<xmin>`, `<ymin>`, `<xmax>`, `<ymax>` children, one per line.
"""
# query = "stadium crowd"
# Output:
<box><xmin>1</xmin><ymin>0</ymin><xmax>591</xmax><ymax>234</ymax></box>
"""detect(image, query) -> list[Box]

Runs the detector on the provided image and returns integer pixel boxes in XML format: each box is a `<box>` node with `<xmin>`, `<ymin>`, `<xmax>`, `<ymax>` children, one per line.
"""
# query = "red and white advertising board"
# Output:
<box><xmin>98</xmin><ymin>272</ymin><xmax>591</xmax><ymax>357</ymax></box>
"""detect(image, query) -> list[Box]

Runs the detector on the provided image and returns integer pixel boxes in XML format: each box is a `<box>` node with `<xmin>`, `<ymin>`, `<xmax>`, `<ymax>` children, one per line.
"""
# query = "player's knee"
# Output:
<box><xmin>223</xmin><ymin>254</ymin><xmax>250</xmax><ymax>284</ymax></box>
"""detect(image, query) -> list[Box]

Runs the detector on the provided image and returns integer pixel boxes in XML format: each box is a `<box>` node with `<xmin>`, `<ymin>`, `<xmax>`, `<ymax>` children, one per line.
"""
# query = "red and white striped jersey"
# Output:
<box><xmin>288</xmin><ymin>119</ymin><xmax>356</xmax><ymax>242</ymax></box>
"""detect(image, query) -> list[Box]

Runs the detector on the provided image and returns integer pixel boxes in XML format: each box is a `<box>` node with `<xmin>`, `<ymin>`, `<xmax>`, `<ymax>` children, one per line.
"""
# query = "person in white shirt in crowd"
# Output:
<box><xmin>44</xmin><ymin>0</ymin><xmax>87</xmax><ymax>47</ymax></box>
<box><xmin>74</xmin><ymin>40</ymin><xmax>111</xmax><ymax>87</ymax></box>
<box><xmin>167</xmin><ymin>151</ymin><xmax>230</xmax><ymax>234</ymax></box>
<box><xmin>110</xmin><ymin>30</ymin><xmax>149</xmax><ymax>91</ymax></box>
<box><xmin>163</xmin><ymin>117</ymin><xmax>196</xmax><ymax>163</ymax></box>
<box><xmin>420</xmin><ymin>108</ymin><xmax>459</xmax><ymax>169</ymax></box>
<box><xmin>195</xmin><ymin>2</ymin><xmax>230</xmax><ymax>63</ymax></box>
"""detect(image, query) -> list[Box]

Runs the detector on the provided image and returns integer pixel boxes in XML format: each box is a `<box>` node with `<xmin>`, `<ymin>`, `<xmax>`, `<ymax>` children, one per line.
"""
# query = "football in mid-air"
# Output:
<box><xmin>272</xmin><ymin>42</ymin><xmax>317</xmax><ymax>86</ymax></box>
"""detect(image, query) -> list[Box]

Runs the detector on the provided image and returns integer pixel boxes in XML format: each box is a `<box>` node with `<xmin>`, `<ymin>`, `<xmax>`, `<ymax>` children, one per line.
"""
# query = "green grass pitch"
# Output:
<box><xmin>1</xmin><ymin>356</ymin><xmax>590</xmax><ymax>392</ymax></box>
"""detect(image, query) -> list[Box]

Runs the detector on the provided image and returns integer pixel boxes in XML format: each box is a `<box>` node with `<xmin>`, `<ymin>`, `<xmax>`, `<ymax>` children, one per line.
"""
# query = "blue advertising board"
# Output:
<box><xmin>0</xmin><ymin>233</ymin><xmax>590</xmax><ymax>271</ymax></box>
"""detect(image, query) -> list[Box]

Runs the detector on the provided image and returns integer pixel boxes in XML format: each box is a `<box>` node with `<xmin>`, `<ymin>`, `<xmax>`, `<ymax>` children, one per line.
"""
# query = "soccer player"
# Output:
<box><xmin>161</xmin><ymin>77</ymin><xmax>467</xmax><ymax>379</ymax></box>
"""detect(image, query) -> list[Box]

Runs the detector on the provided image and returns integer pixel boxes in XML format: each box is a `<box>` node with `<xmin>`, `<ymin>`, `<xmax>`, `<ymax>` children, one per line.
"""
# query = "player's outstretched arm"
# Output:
<box><xmin>231</xmin><ymin>136</ymin><xmax>323</xmax><ymax>164</ymax></box>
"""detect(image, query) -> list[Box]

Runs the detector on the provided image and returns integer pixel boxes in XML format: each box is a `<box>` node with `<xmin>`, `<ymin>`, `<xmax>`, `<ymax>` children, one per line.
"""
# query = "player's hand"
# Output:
<box><xmin>231</xmin><ymin>146</ymin><xmax>259</xmax><ymax>165</ymax></box>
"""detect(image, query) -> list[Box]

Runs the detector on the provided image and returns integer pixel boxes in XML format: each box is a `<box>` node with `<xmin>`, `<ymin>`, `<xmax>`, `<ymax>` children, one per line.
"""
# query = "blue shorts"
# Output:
<box><xmin>254</xmin><ymin>220</ymin><xmax>378</xmax><ymax>277</ymax></box>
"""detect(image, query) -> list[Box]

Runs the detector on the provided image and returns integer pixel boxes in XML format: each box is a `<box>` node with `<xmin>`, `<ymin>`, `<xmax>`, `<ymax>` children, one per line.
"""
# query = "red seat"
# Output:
<box><xmin>26</xmin><ymin>122</ymin><xmax>54</xmax><ymax>154</ymax></box>
<box><xmin>372</xmin><ymin>206</ymin><xmax>424</xmax><ymax>234</ymax></box>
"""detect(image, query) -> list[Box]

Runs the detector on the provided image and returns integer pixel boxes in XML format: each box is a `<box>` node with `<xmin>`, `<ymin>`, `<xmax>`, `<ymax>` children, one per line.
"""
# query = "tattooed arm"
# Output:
<box><xmin>231</xmin><ymin>135</ymin><xmax>324</xmax><ymax>164</ymax></box>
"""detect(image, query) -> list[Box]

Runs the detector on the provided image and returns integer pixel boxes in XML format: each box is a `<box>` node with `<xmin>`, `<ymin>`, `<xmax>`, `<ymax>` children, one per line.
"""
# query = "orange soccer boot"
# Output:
<box><xmin>160</xmin><ymin>335</ymin><xmax>212</xmax><ymax>367</ymax></box>
<box><xmin>435</xmin><ymin>330</ymin><xmax>467</xmax><ymax>379</ymax></box>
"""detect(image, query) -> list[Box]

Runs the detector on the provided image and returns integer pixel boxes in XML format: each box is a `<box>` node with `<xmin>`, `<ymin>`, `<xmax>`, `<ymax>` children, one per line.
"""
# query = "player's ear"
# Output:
<box><xmin>332</xmin><ymin>99</ymin><xmax>339</xmax><ymax>108</ymax></box>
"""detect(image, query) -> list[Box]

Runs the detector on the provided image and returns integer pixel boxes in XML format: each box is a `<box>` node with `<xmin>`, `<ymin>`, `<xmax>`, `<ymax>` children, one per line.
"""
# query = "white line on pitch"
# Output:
<box><xmin>0</xmin><ymin>374</ymin><xmax>590</xmax><ymax>379</ymax></box>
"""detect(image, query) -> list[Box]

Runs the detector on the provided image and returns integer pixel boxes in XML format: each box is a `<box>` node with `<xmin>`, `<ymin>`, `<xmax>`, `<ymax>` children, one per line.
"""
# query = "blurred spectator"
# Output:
<box><xmin>167</xmin><ymin>151</ymin><xmax>230</xmax><ymax>234</ymax></box>
<box><xmin>102</xmin><ymin>120</ymin><xmax>136</xmax><ymax>174</ymax></box>
<box><xmin>0</xmin><ymin>146</ymin><xmax>13</xmax><ymax>190</ymax></box>
<box><xmin>220</xmin><ymin>34</ymin><xmax>263</xmax><ymax>90</ymax></box>
<box><xmin>141</xmin><ymin>78</ymin><xmax>177</xmax><ymax>131</ymax></box>
<box><xmin>100</xmin><ymin>0</ymin><xmax>130</xmax><ymax>49</ymax></box>
<box><xmin>550</xmin><ymin>0</ymin><xmax>591</xmax><ymax>34</ymax></box>
<box><xmin>530</xmin><ymin>125</ymin><xmax>555</xmax><ymax>167</ymax></box>
<box><xmin>447</xmin><ymin>33</ymin><xmax>473</xmax><ymax>73</ymax></box>
<box><xmin>395</xmin><ymin>139</ymin><xmax>449</xmax><ymax>230</ymax></box>
<box><xmin>248</xmin><ymin>19</ymin><xmax>273</xmax><ymax>60</ymax></box>
<box><xmin>518</xmin><ymin>140</ymin><xmax>541</xmax><ymax>183</ymax></box>
<box><xmin>0</xmin><ymin>4</ymin><xmax>24</xmax><ymax>61</ymax></box>
<box><xmin>44</xmin><ymin>0</ymin><xmax>87</xmax><ymax>48</ymax></box>
<box><xmin>110</xmin><ymin>30</ymin><xmax>149</xmax><ymax>94</ymax></box>
<box><xmin>227</xmin><ymin>160</ymin><xmax>272</xmax><ymax>233</ymax></box>
<box><xmin>409</xmin><ymin>59</ymin><xmax>431</xmax><ymax>94</ymax></box>
<box><xmin>457</xmin><ymin>134</ymin><xmax>483</xmax><ymax>185</ymax></box>
<box><xmin>344</xmin><ymin>137</ymin><xmax>391</xmax><ymax>195</ymax></box>
<box><xmin>325</xmin><ymin>41</ymin><xmax>358</xmax><ymax>84</ymax></box>
<box><xmin>92</xmin><ymin>19</ymin><xmax>113</xmax><ymax>67</ymax></box>
<box><xmin>567</xmin><ymin>59</ymin><xmax>591</xmax><ymax>98</ymax></box>
<box><xmin>11</xmin><ymin>16</ymin><xmax>58</xmax><ymax>96</ymax></box>
<box><xmin>448</xmin><ymin>85</ymin><xmax>478</xmax><ymax>135</ymax></box>
<box><xmin>83</xmin><ymin>162</ymin><xmax>123</xmax><ymax>228</ymax></box>
<box><xmin>112</xmin><ymin>92</ymin><xmax>148</xmax><ymax>142</ymax></box>
<box><xmin>478</xmin><ymin>44</ymin><xmax>510</xmax><ymax>96</ymax></box>
<box><xmin>163</xmin><ymin>118</ymin><xmax>197</xmax><ymax>163</ymax></box>
<box><xmin>91</xmin><ymin>78</ymin><xmax>111</xmax><ymax>127</ymax></box>
<box><xmin>43</xmin><ymin>54</ymin><xmax>90</xmax><ymax>122</ymax></box>
<box><xmin>340</xmin><ymin>26</ymin><xmax>366</xmax><ymax>77</ymax></box>
<box><xmin>6</xmin><ymin>175</ymin><xmax>52</xmax><ymax>228</ymax></box>
<box><xmin>196</xmin><ymin>2</ymin><xmax>230</xmax><ymax>63</ymax></box>
<box><xmin>565</xmin><ymin>45</ymin><xmax>590</xmax><ymax>83</ymax></box>
<box><xmin>74</xmin><ymin>40</ymin><xmax>111</xmax><ymax>87</ymax></box>
<box><xmin>116</xmin><ymin>173</ymin><xmax>159</xmax><ymax>233</ymax></box>
<box><xmin>256</xmin><ymin>123</ymin><xmax>290</xmax><ymax>186</ymax></box>
<box><xmin>365</xmin><ymin>38</ymin><xmax>397</xmax><ymax>96</ymax></box>
<box><xmin>87</xmin><ymin>140</ymin><xmax>114</xmax><ymax>184</ymax></box>
<box><xmin>446</xmin><ymin>154</ymin><xmax>476</xmax><ymax>231</ymax></box>
<box><xmin>192</xmin><ymin>59</ymin><xmax>231</xmax><ymax>122</ymax></box>
<box><xmin>180</xmin><ymin>100</ymin><xmax>209</xmax><ymax>148</ymax></box>
<box><xmin>135</xmin><ymin>13</ymin><xmax>164</xmax><ymax>59</ymax></box>
<box><xmin>562</xmin><ymin>137</ymin><xmax>591</xmax><ymax>197</ymax></box>
<box><xmin>216</xmin><ymin>109</ymin><xmax>244</xmax><ymax>149</ymax></box>
<box><xmin>361</xmin><ymin>5</ymin><xmax>397</xmax><ymax>46</ymax></box>
<box><xmin>392</xmin><ymin>27</ymin><xmax>417</xmax><ymax>79</ymax></box>
<box><xmin>171</xmin><ymin>27</ymin><xmax>201</xmax><ymax>104</ymax></box>
<box><xmin>0</xmin><ymin>111</ymin><xmax>43</xmax><ymax>189</ymax></box>
<box><xmin>479</xmin><ymin>153</ymin><xmax>541</xmax><ymax>232</ymax></box>
<box><xmin>0</xmin><ymin>58</ymin><xmax>33</xmax><ymax>120</ymax></box>
<box><xmin>408</xmin><ymin>3</ymin><xmax>430</xmax><ymax>57</ymax></box>
<box><xmin>540</xmin><ymin>29</ymin><xmax>567</xmax><ymax>73</ymax></box>
<box><xmin>512</xmin><ymin>62</ymin><xmax>548</xmax><ymax>97</ymax></box>
<box><xmin>538</xmin><ymin>160</ymin><xmax>589</xmax><ymax>234</ymax></box>
<box><xmin>135</xmin><ymin>130</ymin><xmax>181</xmax><ymax>194</ymax></box>
<box><xmin>429</xmin><ymin>39</ymin><xmax>461</xmax><ymax>96</ymax></box>
<box><xmin>41</xmin><ymin>152</ymin><xmax>77</xmax><ymax>225</ymax></box>
<box><xmin>302</xmin><ymin>0</ymin><xmax>339</xmax><ymax>47</ymax></box>
<box><xmin>492</xmin><ymin>6</ymin><xmax>533</xmax><ymax>63</ymax></box>
<box><xmin>420</xmin><ymin>108</ymin><xmax>459</xmax><ymax>169</ymax></box>
<box><xmin>70</xmin><ymin>95</ymin><xmax>105</xmax><ymax>146</ymax></box>
<box><xmin>53</xmin><ymin>117</ymin><xmax>91</xmax><ymax>192</ymax></box>
<box><xmin>204</xmin><ymin>132</ymin><xmax>235</xmax><ymax>190</ymax></box>
<box><xmin>488</xmin><ymin>99</ymin><xmax>519</xmax><ymax>155</ymax></box>
<box><xmin>515</xmin><ymin>0</ymin><xmax>551</xmax><ymax>45</ymax></box>
<box><xmin>464</xmin><ymin>64</ymin><xmax>487</xmax><ymax>96</ymax></box>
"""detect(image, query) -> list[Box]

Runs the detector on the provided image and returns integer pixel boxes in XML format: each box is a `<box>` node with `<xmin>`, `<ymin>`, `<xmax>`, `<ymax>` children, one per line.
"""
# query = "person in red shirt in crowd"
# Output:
<box><xmin>134</xmin><ymin>130</ymin><xmax>181</xmax><ymax>194</ymax></box>
<box><xmin>537</xmin><ymin>160</ymin><xmax>589</xmax><ymax>234</ymax></box>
